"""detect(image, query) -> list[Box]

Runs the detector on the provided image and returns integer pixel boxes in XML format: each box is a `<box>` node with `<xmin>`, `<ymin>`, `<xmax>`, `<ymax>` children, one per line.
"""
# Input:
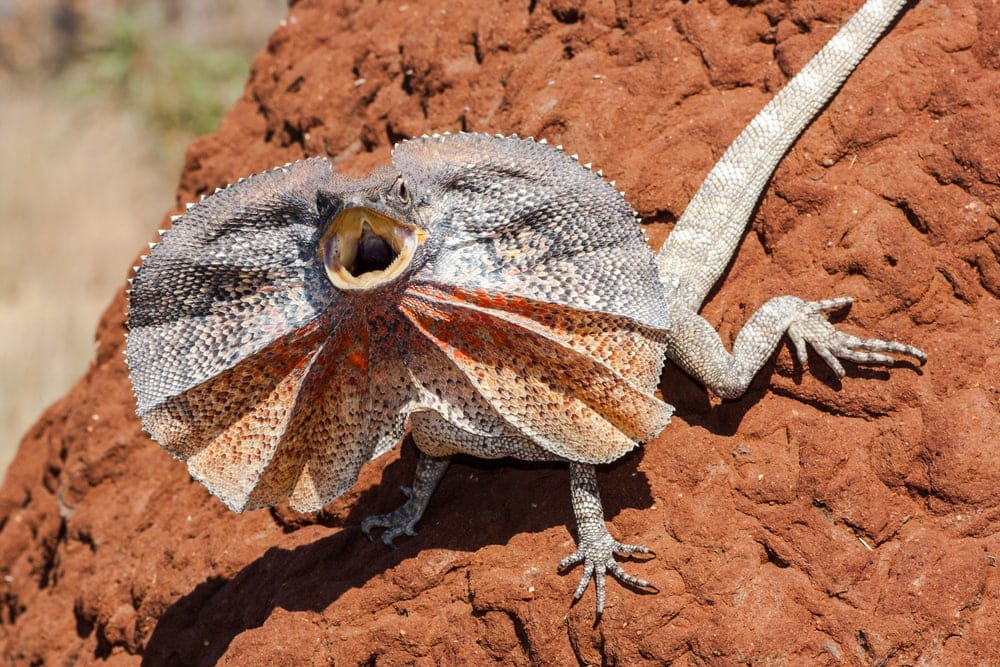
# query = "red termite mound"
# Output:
<box><xmin>2</xmin><ymin>0</ymin><xmax>999</xmax><ymax>664</ymax></box>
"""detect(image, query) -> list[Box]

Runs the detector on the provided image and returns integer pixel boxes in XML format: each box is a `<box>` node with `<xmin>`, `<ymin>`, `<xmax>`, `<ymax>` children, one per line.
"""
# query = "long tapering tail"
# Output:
<box><xmin>656</xmin><ymin>0</ymin><xmax>908</xmax><ymax>311</ymax></box>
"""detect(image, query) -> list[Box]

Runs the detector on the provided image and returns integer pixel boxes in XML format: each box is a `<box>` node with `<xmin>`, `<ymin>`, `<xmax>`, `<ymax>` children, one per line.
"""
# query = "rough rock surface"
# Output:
<box><xmin>2</xmin><ymin>0</ymin><xmax>999</xmax><ymax>664</ymax></box>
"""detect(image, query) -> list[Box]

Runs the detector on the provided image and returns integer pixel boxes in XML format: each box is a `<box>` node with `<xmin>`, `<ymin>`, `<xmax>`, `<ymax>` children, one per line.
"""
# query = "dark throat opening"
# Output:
<box><xmin>351</xmin><ymin>227</ymin><xmax>397</xmax><ymax>276</ymax></box>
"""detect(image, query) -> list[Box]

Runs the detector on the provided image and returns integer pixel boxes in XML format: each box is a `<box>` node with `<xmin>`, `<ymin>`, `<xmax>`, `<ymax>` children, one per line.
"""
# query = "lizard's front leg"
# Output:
<box><xmin>664</xmin><ymin>296</ymin><xmax>926</xmax><ymax>400</ymax></box>
<box><xmin>361</xmin><ymin>452</ymin><xmax>450</xmax><ymax>548</ymax></box>
<box><xmin>559</xmin><ymin>462</ymin><xmax>657</xmax><ymax>619</ymax></box>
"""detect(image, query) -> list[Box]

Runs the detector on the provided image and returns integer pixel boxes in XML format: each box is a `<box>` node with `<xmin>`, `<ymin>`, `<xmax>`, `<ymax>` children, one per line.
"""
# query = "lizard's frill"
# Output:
<box><xmin>400</xmin><ymin>283</ymin><xmax>673</xmax><ymax>463</ymax></box>
<box><xmin>137</xmin><ymin>303</ymin><xmax>416</xmax><ymax>513</ymax></box>
<box><xmin>127</xmin><ymin>134</ymin><xmax>674</xmax><ymax>514</ymax></box>
<box><xmin>126</xmin><ymin>158</ymin><xmax>342</xmax><ymax>418</ymax></box>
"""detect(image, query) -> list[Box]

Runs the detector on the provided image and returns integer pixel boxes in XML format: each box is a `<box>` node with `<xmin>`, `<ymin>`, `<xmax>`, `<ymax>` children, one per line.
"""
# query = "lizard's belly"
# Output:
<box><xmin>409</xmin><ymin>410</ymin><xmax>560</xmax><ymax>462</ymax></box>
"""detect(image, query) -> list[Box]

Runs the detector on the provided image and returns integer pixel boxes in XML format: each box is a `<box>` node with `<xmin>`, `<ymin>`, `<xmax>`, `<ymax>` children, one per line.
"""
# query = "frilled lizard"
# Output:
<box><xmin>125</xmin><ymin>0</ymin><xmax>924</xmax><ymax>618</ymax></box>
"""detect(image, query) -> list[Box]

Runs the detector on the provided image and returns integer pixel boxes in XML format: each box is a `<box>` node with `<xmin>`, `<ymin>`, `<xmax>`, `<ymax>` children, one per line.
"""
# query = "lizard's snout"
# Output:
<box><xmin>319</xmin><ymin>207</ymin><xmax>426</xmax><ymax>291</ymax></box>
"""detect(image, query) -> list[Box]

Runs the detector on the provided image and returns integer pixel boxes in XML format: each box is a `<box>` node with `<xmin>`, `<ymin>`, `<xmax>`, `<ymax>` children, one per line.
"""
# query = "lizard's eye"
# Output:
<box><xmin>396</xmin><ymin>179</ymin><xmax>409</xmax><ymax>205</ymax></box>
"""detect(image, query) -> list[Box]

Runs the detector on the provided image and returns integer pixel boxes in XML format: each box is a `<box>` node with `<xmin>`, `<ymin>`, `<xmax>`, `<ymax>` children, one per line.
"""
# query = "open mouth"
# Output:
<box><xmin>319</xmin><ymin>207</ymin><xmax>427</xmax><ymax>291</ymax></box>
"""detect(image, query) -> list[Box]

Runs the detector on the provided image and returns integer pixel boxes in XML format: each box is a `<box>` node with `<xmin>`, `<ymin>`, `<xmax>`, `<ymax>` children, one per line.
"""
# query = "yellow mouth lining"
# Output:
<box><xmin>319</xmin><ymin>207</ymin><xmax>427</xmax><ymax>291</ymax></box>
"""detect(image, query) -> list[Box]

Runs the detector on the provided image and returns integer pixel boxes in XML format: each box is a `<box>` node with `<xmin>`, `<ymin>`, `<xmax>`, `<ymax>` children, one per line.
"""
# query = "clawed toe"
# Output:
<box><xmin>789</xmin><ymin>297</ymin><xmax>926</xmax><ymax>377</ymax></box>
<box><xmin>559</xmin><ymin>535</ymin><xmax>657</xmax><ymax>619</ymax></box>
<box><xmin>359</xmin><ymin>455</ymin><xmax>449</xmax><ymax>550</ymax></box>
<box><xmin>361</xmin><ymin>508</ymin><xmax>419</xmax><ymax>548</ymax></box>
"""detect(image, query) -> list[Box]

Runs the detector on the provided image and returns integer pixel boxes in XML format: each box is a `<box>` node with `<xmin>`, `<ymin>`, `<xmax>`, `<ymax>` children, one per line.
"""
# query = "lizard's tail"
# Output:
<box><xmin>656</xmin><ymin>0</ymin><xmax>908</xmax><ymax>311</ymax></box>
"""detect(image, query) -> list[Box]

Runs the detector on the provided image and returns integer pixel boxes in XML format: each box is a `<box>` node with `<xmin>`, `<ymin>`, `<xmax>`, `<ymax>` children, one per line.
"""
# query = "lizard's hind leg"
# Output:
<box><xmin>664</xmin><ymin>295</ymin><xmax>926</xmax><ymax>400</ymax></box>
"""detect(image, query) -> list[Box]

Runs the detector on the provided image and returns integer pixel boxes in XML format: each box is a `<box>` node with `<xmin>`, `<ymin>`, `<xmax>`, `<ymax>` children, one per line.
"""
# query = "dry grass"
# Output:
<box><xmin>0</xmin><ymin>0</ymin><xmax>288</xmax><ymax>478</ymax></box>
<box><xmin>0</xmin><ymin>83</ymin><xmax>178</xmax><ymax>474</ymax></box>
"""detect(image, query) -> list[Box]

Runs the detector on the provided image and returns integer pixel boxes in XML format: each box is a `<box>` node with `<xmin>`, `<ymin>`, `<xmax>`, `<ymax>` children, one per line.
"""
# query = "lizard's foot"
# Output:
<box><xmin>788</xmin><ymin>297</ymin><xmax>926</xmax><ymax>377</ymax></box>
<box><xmin>564</xmin><ymin>462</ymin><xmax>657</xmax><ymax>620</ymax></box>
<box><xmin>360</xmin><ymin>453</ymin><xmax>450</xmax><ymax>549</ymax></box>
<box><xmin>558</xmin><ymin>523</ymin><xmax>657</xmax><ymax>619</ymax></box>
<box><xmin>361</xmin><ymin>485</ymin><xmax>421</xmax><ymax>548</ymax></box>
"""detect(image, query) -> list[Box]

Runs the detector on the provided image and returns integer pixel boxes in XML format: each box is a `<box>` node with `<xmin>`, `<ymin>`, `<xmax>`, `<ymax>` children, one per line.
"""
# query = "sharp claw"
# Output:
<box><xmin>789</xmin><ymin>296</ymin><xmax>925</xmax><ymax>377</ymax></box>
<box><xmin>361</xmin><ymin>491</ymin><xmax>427</xmax><ymax>550</ymax></box>
<box><xmin>608</xmin><ymin>562</ymin><xmax>656</xmax><ymax>591</ymax></box>
<box><xmin>560</xmin><ymin>536</ymin><xmax>655</xmax><ymax>619</ymax></box>
<box><xmin>360</xmin><ymin>517</ymin><xmax>378</xmax><ymax>539</ymax></box>
<box><xmin>818</xmin><ymin>347</ymin><xmax>846</xmax><ymax>377</ymax></box>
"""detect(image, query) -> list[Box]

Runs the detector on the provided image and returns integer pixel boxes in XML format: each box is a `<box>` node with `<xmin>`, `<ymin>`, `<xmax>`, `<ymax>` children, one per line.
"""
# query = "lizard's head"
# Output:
<box><xmin>318</xmin><ymin>167</ymin><xmax>429</xmax><ymax>292</ymax></box>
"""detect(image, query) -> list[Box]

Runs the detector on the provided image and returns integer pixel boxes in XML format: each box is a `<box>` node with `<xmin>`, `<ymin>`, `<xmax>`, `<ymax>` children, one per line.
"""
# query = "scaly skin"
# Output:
<box><xmin>126</xmin><ymin>0</ymin><xmax>924</xmax><ymax>620</ymax></box>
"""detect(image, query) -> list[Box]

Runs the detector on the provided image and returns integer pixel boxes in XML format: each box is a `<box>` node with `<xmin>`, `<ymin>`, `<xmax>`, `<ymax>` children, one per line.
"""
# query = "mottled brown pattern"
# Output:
<box><xmin>409</xmin><ymin>283</ymin><xmax>668</xmax><ymax>391</ymax></box>
<box><xmin>142</xmin><ymin>318</ymin><xmax>326</xmax><ymax>461</ymax></box>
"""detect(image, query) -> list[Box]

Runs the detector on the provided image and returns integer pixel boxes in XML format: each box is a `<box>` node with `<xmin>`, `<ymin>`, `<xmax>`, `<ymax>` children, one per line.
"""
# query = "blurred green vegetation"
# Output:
<box><xmin>0</xmin><ymin>0</ymin><xmax>287</xmax><ymax>477</ymax></box>
<box><xmin>71</xmin><ymin>5</ymin><xmax>258</xmax><ymax>140</ymax></box>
